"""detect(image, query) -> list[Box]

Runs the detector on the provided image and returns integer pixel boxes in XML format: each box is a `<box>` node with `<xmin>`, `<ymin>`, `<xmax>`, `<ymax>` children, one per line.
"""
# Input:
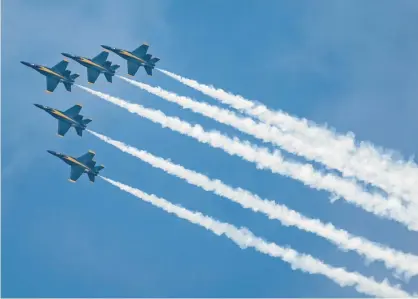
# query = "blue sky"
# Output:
<box><xmin>3</xmin><ymin>0</ymin><xmax>418</xmax><ymax>297</ymax></box>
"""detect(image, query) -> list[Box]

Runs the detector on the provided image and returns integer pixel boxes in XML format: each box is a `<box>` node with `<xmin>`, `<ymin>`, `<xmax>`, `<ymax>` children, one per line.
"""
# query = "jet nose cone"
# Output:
<box><xmin>61</xmin><ymin>52</ymin><xmax>74</xmax><ymax>59</ymax></box>
<box><xmin>34</xmin><ymin>103</ymin><xmax>44</xmax><ymax>109</ymax></box>
<box><xmin>21</xmin><ymin>61</ymin><xmax>32</xmax><ymax>67</ymax></box>
<box><xmin>101</xmin><ymin>45</ymin><xmax>113</xmax><ymax>51</ymax></box>
<box><xmin>47</xmin><ymin>150</ymin><xmax>56</xmax><ymax>155</ymax></box>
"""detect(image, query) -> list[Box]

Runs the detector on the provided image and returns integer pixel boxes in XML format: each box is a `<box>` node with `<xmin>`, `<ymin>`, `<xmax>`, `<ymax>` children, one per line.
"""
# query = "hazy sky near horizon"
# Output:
<box><xmin>3</xmin><ymin>0</ymin><xmax>418</xmax><ymax>297</ymax></box>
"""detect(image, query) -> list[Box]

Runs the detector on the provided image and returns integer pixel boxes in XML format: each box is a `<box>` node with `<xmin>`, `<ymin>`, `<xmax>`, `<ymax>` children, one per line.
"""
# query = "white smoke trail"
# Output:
<box><xmin>157</xmin><ymin>69</ymin><xmax>418</xmax><ymax>204</ymax></box>
<box><xmin>119</xmin><ymin>76</ymin><xmax>411</xmax><ymax>209</ymax></box>
<box><xmin>100</xmin><ymin>176</ymin><xmax>411</xmax><ymax>298</ymax></box>
<box><xmin>89</xmin><ymin>129</ymin><xmax>418</xmax><ymax>278</ymax></box>
<box><xmin>77</xmin><ymin>85</ymin><xmax>417</xmax><ymax>231</ymax></box>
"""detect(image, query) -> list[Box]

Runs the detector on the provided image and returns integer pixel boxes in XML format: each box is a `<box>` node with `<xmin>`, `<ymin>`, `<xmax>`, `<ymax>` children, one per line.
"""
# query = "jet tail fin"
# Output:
<box><xmin>149</xmin><ymin>57</ymin><xmax>160</xmax><ymax>64</ymax></box>
<box><xmin>82</xmin><ymin>118</ymin><xmax>92</xmax><ymax>125</ymax></box>
<box><xmin>110</xmin><ymin>64</ymin><xmax>120</xmax><ymax>71</ymax></box>
<box><xmin>94</xmin><ymin>165</ymin><xmax>105</xmax><ymax>172</ymax></box>
<box><xmin>70</xmin><ymin>73</ymin><xmax>80</xmax><ymax>80</ymax></box>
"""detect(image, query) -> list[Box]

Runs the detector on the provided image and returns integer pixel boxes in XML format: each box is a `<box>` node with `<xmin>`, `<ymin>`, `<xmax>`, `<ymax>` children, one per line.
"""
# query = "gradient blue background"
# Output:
<box><xmin>3</xmin><ymin>0</ymin><xmax>418</xmax><ymax>297</ymax></box>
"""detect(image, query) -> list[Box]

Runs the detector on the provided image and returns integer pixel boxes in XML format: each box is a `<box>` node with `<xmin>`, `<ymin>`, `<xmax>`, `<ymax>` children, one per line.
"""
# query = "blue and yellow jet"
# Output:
<box><xmin>101</xmin><ymin>43</ymin><xmax>160</xmax><ymax>76</ymax></box>
<box><xmin>47</xmin><ymin>150</ymin><xmax>104</xmax><ymax>183</ymax></box>
<box><xmin>61</xmin><ymin>51</ymin><xmax>120</xmax><ymax>83</ymax></box>
<box><xmin>34</xmin><ymin>103</ymin><xmax>91</xmax><ymax>137</ymax></box>
<box><xmin>21</xmin><ymin>59</ymin><xmax>79</xmax><ymax>92</ymax></box>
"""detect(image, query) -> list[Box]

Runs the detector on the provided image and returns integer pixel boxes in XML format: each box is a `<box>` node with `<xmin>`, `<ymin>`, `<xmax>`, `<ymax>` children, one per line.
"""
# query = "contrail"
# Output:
<box><xmin>157</xmin><ymin>69</ymin><xmax>418</xmax><ymax>204</ymax></box>
<box><xmin>89</xmin><ymin>129</ymin><xmax>418</xmax><ymax>279</ymax></box>
<box><xmin>119</xmin><ymin>76</ymin><xmax>411</xmax><ymax>208</ymax></box>
<box><xmin>77</xmin><ymin>86</ymin><xmax>417</xmax><ymax>231</ymax></box>
<box><xmin>101</xmin><ymin>176</ymin><xmax>411</xmax><ymax>298</ymax></box>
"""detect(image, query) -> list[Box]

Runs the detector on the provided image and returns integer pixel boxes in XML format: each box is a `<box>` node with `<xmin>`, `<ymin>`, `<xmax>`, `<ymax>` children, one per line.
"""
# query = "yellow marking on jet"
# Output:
<box><xmin>68</xmin><ymin>179</ymin><xmax>76</xmax><ymax>183</ymax></box>
<box><xmin>38</xmin><ymin>66</ymin><xmax>65</xmax><ymax>79</ymax></box>
<box><xmin>88</xmin><ymin>82</ymin><xmax>93</xmax><ymax>84</ymax></box>
<box><xmin>52</xmin><ymin>110</ymin><xmax>74</xmax><ymax>122</ymax></box>
<box><xmin>57</xmin><ymin>134</ymin><xmax>64</xmax><ymax>137</ymax></box>
<box><xmin>80</xmin><ymin>58</ymin><xmax>106</xmax><ymax>70</ymax></box>
<box><xmin>45</xmin><ymin>90</ymin><xmax>52</xmax><ymax>93</ymax></box>
<box><xmin>88</xmin><ymin>150</ymin><xmax>96</xmax><ymax>154</ymax></box>
<box><xmin>120</xmin><ymin>50</ymin><xmax>145</xmax><ymax>63</ymax></box>
<box><xmin>66</xmin><ymin>156</ymin><xmax>87</xmax><ymax>168</ymax></box>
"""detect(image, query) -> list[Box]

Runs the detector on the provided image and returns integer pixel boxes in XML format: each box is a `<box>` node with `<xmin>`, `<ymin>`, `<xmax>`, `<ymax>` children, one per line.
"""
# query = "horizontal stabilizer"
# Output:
<box><xmin>63</xmin><ymin>82</ymin><xmax>72</xmax><ymax>92</ymax></box>
<box><xmin>144</xmin><ymin>66</ymin><xmax>153</xmax><ymax>76</ymax></box>
<box><xmin>110</xmin><ymin>64</ymin><xmax>120</xmax><ymax>71</ymax></box>
<box><xmin>88</xmin><ymin>173</ymin><xmax>96</xmax><ymax>183</ymax></box>
<box><xmin>104</xmin><ymin>73</ymin><xmax>113</xmax><ymax>83</ymax></box>
<box><xmin>75</xmin><ymin>127</ymin><xmax>83</xmax><ymax>137</ymax></box>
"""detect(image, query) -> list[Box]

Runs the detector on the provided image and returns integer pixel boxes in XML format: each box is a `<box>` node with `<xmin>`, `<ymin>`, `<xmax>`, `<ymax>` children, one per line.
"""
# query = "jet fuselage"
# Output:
<box><xmin>47</xmin><ymin>150</ymin><xmax>97</xmax><ymax>175</ymax></box>
<box><xmin>34</xmin><ymin>104</ymin><xmax>86</xmax><ymax>130</ymax></box>
<box><xmin>61</xmin><ymin>53</ymin><xmax>114</xmax><ymax>74</ymax></box>
<box><xmin>20</xmin><ymin>61</ymin><xmax>75</xmax><ymax>83</ymax></box>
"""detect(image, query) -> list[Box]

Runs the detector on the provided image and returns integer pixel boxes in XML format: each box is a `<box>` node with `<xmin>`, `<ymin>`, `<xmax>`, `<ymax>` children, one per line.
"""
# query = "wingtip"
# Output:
<box><xmin>63</xmin><ymin>58</ymin><xmax>69</xmax><ymax>62</ymax></box>
<box><xmin>68</xmin><ymin>179</ymin><xmax>76</xmax><ymax>183</ymax></box>
<box><xmin>88</xmin><ymin>150</ymin><xmax>96</xmax><ymax>154</ymax></box>
<box><xmin>76</xmin><ymin>103</ymin><xmax>83</xmax><ymax>107</ymax></box>
<box><xmin>45</xmin><ymin>90</ymin><xmax>52</xmax><ymax>93</ymax></box>
<box><xmin>57</xmin><ymin>134</ymin><xmax>64</xmax><ymax>137</ymax></box>
<box><xmin>88</xmin><ymin>82</ymin><xmax>93</xmax><ymax>84</ymax></box>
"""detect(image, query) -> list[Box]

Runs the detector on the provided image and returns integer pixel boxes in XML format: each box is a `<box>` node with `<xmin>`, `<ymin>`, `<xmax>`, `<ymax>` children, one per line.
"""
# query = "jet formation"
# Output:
<box><xmin>24</xmin><ymin>42</ymin><xmax>160</xmax><ymax>182</ymax></box>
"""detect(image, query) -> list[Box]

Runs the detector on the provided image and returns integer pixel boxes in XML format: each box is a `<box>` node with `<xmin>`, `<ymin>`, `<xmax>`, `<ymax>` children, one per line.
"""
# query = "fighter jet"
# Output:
<box><xmin>21</xmin><ymin>59</ymin><xmax>79</xmax><ymax>92</ymax></box>
<box><xmin>101</xmin><ymin>43</ymin><xmax>160</xmax><ymax>76</ymax></box>
<box><xmin>34</xmin><ymin>103</ymin><xmax>91</xmax><ymax>137</ymax></box>
<box><xmin>47</xmin><ymin>150</ymin><xmax>104</xmax><ymax>183</ymax></box>
<box><xmin>61</xmin><ymin>51</ymin><xmax>120</xmax><ymax>83</ymax></box>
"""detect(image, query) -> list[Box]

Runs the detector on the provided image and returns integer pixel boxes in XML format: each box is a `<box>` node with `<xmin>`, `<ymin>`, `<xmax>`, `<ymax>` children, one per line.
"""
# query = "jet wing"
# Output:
<box><xmin>132</xmin><ymin>43</ymin><xmax>149</xmax><ymax>58</ymax></box>
<box><xmin>144</xmin><ymin>66</ymin><xmax>153</xmax><ymax>76</ymax></box>
<box><xmin>64</xmin><ymin>104</ymin><xmax>82</xmax><ymax>117</ymax></box>
<box><xmin>46</xmin><ymin>77</ymin><xmax>60</xmax><ymax>92</ymax></box>
<box><xmin>127</xmin><ymin>61</ymin><xmax>140</xmax><ymax>76</ymax></box>
<box><xmin>69</xmin><ymin>165</ymin><xmax>84</xmax><ymax>182</ymax></box>
<box><xmin>77</xmin><ymin>150</ymin><xmax>95</xmax><ymax>165</ymax></box>
<box><xmin>92</xmin><ymin>51</ymin><xmax>109</xmax><ymax>64</ymax></box>
<box><xmin>58</xmin><ymin>120</ymin><xmax>71</xmax><ymax>137</ymax></box>
<box><xmin>87</xmin><ymin>68</ymin><xmax>101</xmax><ymax>84</ymax></box>
<box><xmin>52</xmin><ymin>60</ymin><xmax>69</xmax><ymax>73</ymax></box>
